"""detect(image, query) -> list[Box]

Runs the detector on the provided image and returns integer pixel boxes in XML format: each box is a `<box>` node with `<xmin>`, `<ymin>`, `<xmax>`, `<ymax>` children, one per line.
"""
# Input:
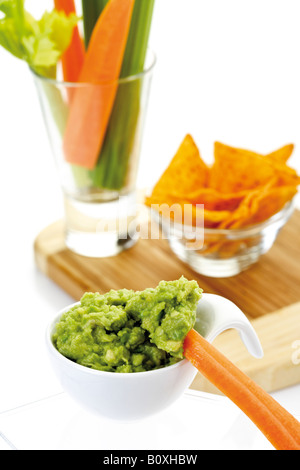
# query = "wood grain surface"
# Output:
<box><xmin>34</xmin><ymin>210</ymin><xmax>300</xmax><ymax>393</ymax></box>
<box><xmin>34</xmin><ymin>210</ymin><xmax>300</xmax><ymax>318</ymax></box>
<box><xmin>190</xmin><ymin>301</ymin><xmax>300</xmax><ymax>394</ymax></box>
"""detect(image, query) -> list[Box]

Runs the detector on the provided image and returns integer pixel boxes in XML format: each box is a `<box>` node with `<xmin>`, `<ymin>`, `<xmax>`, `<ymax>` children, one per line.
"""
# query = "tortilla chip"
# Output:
<box><xmin>146</xmin><ymin>135</ymin><xmax>299</xmax><ymax>233</ymax></box>
<box><xmin>151</xmin><ymin>134</ymin><xmax>209</xmax><ymax>199</ymax></box>
<box><xmin>267</xmin><ymin>144</ymin><xmax>294</xmax><ymax>163</ymax></box>
<box><xmin>245</xmin><ymin>185</ymin><xmax>297</xmax><ymax>225</ymax></box>
<box><xmin>147</xmin><ymin>187</ymin><xmax>246</xmax><ymax>212</ymax></box>
<box><xmin>217</xmin><ymin>186</ymin><xmax>266</xmax><ymax>229</ymax></box>
<box><xmin>210</xmin><ymin>142</ymin><xmax>276</xmax><ymax>193</ymax></box>
<box><xmin>145</xmin><ymin>194</ymin><xmax>231</xmax><ymax>228</ymax></box>
<box><xmin>219</xmin><ymin>184</ymin><xmax>297</xmax><ymax>229</ymax></box>
<box><xmin>179</xmin><ymin>187</ymin><xmax>248</xmax><ymax>212</ymax></box>
<box><xmin>264</xmin><ymin>157</ymin><xmax>300</xmax><ymax>187</ymax></box>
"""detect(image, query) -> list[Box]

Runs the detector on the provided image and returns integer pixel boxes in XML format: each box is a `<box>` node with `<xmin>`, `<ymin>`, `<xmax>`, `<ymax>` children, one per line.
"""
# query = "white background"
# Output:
<box><xmin>0</xmin><ymin>0</ymin><xmax>300</xmax><ymax>449</ymax></box>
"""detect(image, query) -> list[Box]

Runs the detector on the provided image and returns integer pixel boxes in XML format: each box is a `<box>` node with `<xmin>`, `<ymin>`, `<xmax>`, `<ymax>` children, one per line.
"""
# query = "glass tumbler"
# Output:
<box><xmin>32</xmin><ymin>51</ymin><xmax>156</xmax><ymax>258</ymax></box>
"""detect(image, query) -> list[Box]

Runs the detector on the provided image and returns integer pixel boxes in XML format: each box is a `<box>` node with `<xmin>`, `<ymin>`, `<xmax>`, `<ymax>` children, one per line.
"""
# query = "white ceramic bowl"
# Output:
<box><xmin>45</xmin><ymin>294</ymin><xmax>263</xmax><ymax>421</ymax></box>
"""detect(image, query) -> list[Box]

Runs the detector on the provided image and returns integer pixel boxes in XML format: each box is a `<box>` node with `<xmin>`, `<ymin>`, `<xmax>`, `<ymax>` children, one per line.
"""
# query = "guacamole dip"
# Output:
<box><xmin>52</xmin><ymin>277</ymin><xmax>202</xmax><ymax>373</ymax></box>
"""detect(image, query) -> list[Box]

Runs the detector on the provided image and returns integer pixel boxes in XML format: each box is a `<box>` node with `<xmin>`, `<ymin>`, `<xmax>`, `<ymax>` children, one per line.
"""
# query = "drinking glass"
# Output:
<box><xmin>32</xmin><ymin>51</ymin><xmax>156</xmax><ymax>257</ymax></box>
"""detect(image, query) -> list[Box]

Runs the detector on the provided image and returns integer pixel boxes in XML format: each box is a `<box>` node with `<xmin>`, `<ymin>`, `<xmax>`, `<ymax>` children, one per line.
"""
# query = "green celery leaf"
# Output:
<box><xmin>0</xmin><ymin>18</ymin><xmax>24</xmax><ymax>58</ymax></box>
<box><xmin>0</xmin><ymin>0</ymin><xmax>79</xmax><ymax>78</ymax></box>
<box><xmin>0</xmin><ymin>0</ymin><xmax>21</xmax><ymax>17</ymax></box>
<box><xmin>22</xmin><ymin>34</ymin><xmax>61</xmax><ymax>68</ymax></box>
<box><xmin>38</xmin><ymin>10</ymin><xmax>78</xmax><ymax>56</ymax></box>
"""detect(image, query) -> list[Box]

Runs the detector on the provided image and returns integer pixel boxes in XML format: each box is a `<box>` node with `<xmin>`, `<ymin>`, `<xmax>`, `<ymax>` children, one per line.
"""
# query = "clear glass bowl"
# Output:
<box><xmin>152</xmin><ymin>201</ymin><xmax>295</xmax><ymax>278</ymax></box>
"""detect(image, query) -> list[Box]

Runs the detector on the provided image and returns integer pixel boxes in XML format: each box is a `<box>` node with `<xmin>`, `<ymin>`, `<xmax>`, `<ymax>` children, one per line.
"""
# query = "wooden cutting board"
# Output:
<box><xmin>34</xmin><ymin>210</ymin><xmax>300</xmax><ymax>394</ymax></box>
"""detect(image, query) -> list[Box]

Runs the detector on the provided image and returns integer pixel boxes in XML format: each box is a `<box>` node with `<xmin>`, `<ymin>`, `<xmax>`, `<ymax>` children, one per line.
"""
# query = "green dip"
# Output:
<box><xmin>52</xmin><ymin>277</ymin><xmax>202</xmax><ymax>373</ymax></box>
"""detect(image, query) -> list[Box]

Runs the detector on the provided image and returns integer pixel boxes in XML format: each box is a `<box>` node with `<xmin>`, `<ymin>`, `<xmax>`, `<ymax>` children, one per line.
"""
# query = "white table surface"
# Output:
<box><xmin>0</xmin><ymin>0</ymin><xmax>300</xmax><ymax>450</ymax></box>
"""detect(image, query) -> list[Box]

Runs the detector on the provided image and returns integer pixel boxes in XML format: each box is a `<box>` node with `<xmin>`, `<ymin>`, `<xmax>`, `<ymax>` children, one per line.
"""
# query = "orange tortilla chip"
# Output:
<box><xmin>145</xmin><ymin>194</ymin><xmax>231</xmax><ymax>228</ymax></box>
<box><xmin>210</xmin><ymin>142</ymin><xmax>276</xmax><ymax>193</ymax></box>
<box><xmin>178</xmin><ymin>187</ymin><xmax>248</xmax><ymax>212</ymax></box>
<box><xmin>245</xmin><ymin>185</ymin><xmax>297</xmax><ymax>225</ymax></box>
<box><xmin>202</xmin><ymin>208</ymin><xmax>232</xmax><ymax>228</ymax></box>
<box><xmin>148</xmin><ymin>188</ymin><xmax>247</xmax><ymax>212</ymax></box>
<box><xmin>267</xmin><ymin>144</ymin><xmax>294</xmax><ymax>163</ymax></box>
<box><xmin>219</xmin><ymin>184</ymin><xmax>297</xmax><ymax>229</ymax></box>
<box><xmin>264</xmin><ymin>157</ymin><xmax>300</xmax><ymax>187</ymax></box>
<box><xmin>146</xmin><ymin>135</ymin><xmax>299</xmax><ymax>232</ymax></box>
<box><xmin>218</xmin><ymin>185</ymin><xmax>268</xmax><ymax>229</ymax></box>
<box><xmin>151</xmin><ymin>134</ymin><xmax>209</xmax><ymax>199</ymax></box>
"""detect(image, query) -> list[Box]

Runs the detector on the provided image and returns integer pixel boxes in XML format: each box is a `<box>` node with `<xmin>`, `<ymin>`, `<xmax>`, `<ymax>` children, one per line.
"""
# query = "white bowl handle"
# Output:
<box><xmin>194</xmin><ymin>293</ymin><xmax>264</xmax><ymax>359</ymax></box>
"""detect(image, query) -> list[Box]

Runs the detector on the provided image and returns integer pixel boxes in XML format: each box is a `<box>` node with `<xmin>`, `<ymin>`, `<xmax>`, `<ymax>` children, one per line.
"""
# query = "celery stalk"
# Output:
<box><xmin>89</xmin><ymin>0</ymin><xmax>156</xmax><ymax>191</ymax></box>
<box><xmin>81</xmin><ymin>0</ymin><xmax>109</xmax><ymax>47</ymax></box>
<box><xmin>79</xmin><ymin>0</ymin><xmax>155</xmax><ymax>191</ymax></box>
<box><xmin>120</xmin><ymin>0</ymin><xmax>155</xmax><ymax>78</ymax></box>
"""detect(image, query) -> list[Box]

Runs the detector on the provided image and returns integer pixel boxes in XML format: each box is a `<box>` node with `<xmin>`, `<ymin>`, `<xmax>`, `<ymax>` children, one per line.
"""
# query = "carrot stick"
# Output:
<box><xmin>63</xmin><ymin>0</ymin><xmax>135</xmax><ymax>169</ymax></box>
<box><xmin>54</xmin><ymin>0</ymin><xmax>85</xmax><ymax>82</ymax></box>
<box><xmin>91</xmin><ymin>0</ymin><xmax>156</xmax><ymax>190</ymax></box>
<box><xmin>184</xmin><ymin>329</ymin><xmax>300</xmax><ymax>450</ymax></box>
<box><xmin>81</xmin><ymin>0</ymin><xmax>109</xmax><ymax>48</ymax></box>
